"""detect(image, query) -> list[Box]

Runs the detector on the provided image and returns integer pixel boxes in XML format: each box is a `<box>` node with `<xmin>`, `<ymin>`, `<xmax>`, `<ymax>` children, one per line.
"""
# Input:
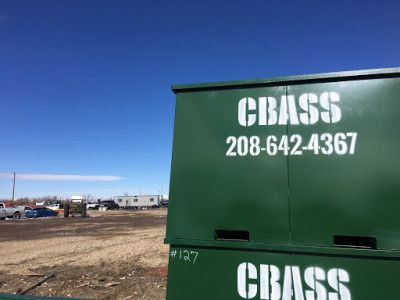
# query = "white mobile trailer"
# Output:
<box><xmin>114</xmin><ymin>195</ymin><xmax>161</xmax><ymax>209</ymax></box>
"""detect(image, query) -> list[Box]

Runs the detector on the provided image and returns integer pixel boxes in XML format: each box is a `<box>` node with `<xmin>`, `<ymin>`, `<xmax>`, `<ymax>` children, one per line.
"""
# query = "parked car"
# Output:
<box><xmin>47</xmin><ymin>204</ymin><xmax>64</xmax><ymax>210</ymax></box>
<box><xmin>25</xmin><ymin>207</ymin><xmax>58</xmax><ymax>218</ymax></box>
<box><xmin>0</xmin><ymin>203</ymin><xmax>25</xmax><ymax>219</ymax></box>
<box><xmin>0</xmin><ymin>208</ymin><xmax>5</xmax><ymax>220</ymax></box>
<box><xmin>86</xmin><ymin>202</ymin><xmax>100</xmax><ymax>210</ymax></box>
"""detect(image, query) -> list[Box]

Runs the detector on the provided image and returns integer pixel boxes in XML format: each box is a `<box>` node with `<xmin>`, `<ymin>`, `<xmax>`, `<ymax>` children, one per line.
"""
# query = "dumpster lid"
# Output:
<box><xmin>172</xmin><ymin>67</ymin><xmax>400</xmax><ymax>93</ymax></box>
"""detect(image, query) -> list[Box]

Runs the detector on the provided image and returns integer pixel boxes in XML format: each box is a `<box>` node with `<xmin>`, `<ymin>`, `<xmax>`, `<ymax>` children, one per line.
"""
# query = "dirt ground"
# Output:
<box><xmin>0</xmin><ymin>209</ymin><xmax>169</xmax><ymax>299</ymax></box>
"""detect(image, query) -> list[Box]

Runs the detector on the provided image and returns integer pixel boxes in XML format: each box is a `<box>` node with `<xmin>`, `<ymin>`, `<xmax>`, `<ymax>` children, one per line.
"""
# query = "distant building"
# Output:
<box><xmin>71</xmin><ymin>196</ymin><xmax>84</xmax><ymax>203</ymax></box>
<box><xmin>114</xmin><ymin>195</ymin><xmax>162</xmax><ymax>209</ymax></box>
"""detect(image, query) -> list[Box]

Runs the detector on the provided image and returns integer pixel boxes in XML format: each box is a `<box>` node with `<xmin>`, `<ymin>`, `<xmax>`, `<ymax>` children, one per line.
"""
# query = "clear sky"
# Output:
<box><xmin>1</xmin><ymin>0</ymin><xmax>399</xmax><ymax>199</ymax></box>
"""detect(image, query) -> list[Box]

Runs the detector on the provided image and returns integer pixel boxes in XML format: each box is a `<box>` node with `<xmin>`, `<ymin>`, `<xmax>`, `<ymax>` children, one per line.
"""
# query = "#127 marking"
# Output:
<box><xmin>170</xmin><ymin>249</ymin><xmax>199</xmax><ymax>264</ymax></box>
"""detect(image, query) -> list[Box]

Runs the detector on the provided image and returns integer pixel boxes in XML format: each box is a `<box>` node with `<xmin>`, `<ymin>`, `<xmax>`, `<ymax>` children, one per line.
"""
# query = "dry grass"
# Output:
<box><xmin>0</xmin><ymin>209</ymin><xmax>169</xmax><ymax>299</ymax></box>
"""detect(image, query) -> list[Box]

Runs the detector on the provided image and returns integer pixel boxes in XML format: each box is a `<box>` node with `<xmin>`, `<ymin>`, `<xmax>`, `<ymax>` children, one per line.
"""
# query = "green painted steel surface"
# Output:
<box><xmin>166</xmin><ymin>245</ymin><xmax>400</xmax><ymax>300</ymax></box>
<box><xmin>166</xmin><ymin>68</ymin><xmax>400</xmax><ymax>299</ymax></box>
<box><xmin>287</xmin><ymin>78</ymin><xmax>400</xmax><ymax>250</ymax></box>
<box><xmin>167</xmin><ymin>86</ymin><xmax>290</xmax><ymax>244</ymax></box>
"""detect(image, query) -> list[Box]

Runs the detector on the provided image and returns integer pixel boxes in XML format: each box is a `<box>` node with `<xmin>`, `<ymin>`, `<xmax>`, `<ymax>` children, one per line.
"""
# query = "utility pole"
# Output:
<box><xmin>12</xmin><ymin>172</ymin><xmax>15</xmax><ymax>204</ymax></box>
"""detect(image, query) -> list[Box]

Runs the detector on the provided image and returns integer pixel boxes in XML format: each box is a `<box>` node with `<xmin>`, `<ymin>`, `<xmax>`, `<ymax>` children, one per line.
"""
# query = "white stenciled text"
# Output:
<box><xmin>226</xmin><ymin>133</ymin><xmax>357</xmax><ymax>157</ymax></box>
<box><xmin>237</xmin><ymin>262</ymin><xmax>351</xmax><ymax>300</ymax></box>
<box><xmin>238</xmin><ymin>92</ymin><xmax>341</xmax><ymax>127</ymax></box>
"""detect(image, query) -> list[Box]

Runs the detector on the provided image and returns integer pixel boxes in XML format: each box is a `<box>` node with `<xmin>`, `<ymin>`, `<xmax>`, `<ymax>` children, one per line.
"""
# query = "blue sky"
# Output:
<box><xmin>1</xmin><ymin>0</ymin><xmax>399</xmax><ymax>199</ymax></box>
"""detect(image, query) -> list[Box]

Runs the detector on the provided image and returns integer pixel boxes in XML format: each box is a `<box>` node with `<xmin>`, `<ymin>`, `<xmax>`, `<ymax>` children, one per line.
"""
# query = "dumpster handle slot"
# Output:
<box><xmin>214</xmin><ymin>230</ymin><xmax>249</xmax><ymax>242</ymax></box>
<box><xmin>334</xmin><ymin>235</ymin><xmax>377</xmax><ymax>249</ymax></box>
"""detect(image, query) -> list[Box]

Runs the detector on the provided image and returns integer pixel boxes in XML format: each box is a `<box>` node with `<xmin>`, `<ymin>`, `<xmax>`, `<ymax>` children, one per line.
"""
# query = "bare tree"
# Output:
<box><xmin>83</xmin><ymin>194</ymin><xmax>94</xmax><ymax>202</ymax></box>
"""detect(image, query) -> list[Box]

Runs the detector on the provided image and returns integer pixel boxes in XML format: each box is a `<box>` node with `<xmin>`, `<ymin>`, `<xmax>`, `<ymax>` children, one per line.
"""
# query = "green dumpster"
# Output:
<box><xmin>165</xmin><ymin>67</ymin><xmax>400</xmax><ymax>299</ymax></box>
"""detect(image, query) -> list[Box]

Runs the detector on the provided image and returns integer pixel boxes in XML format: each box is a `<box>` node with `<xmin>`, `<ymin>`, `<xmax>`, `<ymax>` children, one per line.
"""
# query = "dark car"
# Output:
<box><xmin>25</xmin><ymin>207</ymin><xmax>58</xmax><ymax>218</ymax></box>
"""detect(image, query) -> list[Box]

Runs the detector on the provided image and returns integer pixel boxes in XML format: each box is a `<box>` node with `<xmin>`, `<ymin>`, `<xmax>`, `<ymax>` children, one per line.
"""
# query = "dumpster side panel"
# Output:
<box><xmin>167</xmin><ymin>245</ymin><xmax>400</xmax><ymax>300</ymax></box>
<box><xmin>288</xmin><ymin>78</ymin><xmax>400</xmax><ymax>250</ymax></box>
<box><xmin>167</xmin><ymin>86</ymin><xmax>290</xmax><ymax>244</ymax></box>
